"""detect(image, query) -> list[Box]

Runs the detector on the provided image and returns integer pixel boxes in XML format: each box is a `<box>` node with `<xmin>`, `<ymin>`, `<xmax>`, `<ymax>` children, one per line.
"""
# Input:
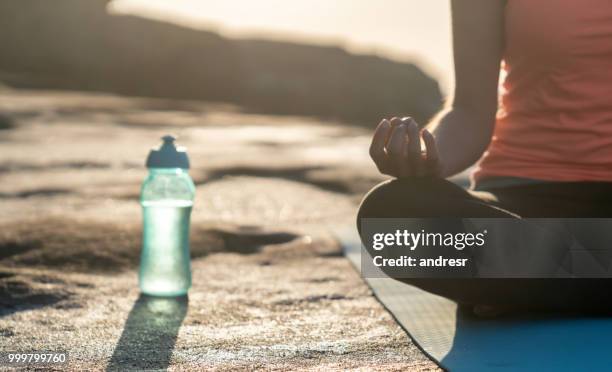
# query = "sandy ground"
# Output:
<box><xmin>0</xmin><ymin>89</ymin><xmax>439</xmax><ymax>370</ymax></box>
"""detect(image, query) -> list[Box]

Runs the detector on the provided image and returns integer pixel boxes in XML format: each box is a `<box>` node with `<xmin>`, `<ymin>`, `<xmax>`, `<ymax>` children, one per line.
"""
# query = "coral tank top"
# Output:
<box><xmin>473</xmin><ymin>0</ymin><xmax>612</xmax><ymax>183</ymax></box>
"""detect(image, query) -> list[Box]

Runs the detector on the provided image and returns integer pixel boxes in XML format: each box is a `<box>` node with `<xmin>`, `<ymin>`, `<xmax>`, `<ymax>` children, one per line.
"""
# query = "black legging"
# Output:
<box><xmin>357</xmin><ymin>178</ymin><xmax>612</xmax><ymax>312</ymax></box>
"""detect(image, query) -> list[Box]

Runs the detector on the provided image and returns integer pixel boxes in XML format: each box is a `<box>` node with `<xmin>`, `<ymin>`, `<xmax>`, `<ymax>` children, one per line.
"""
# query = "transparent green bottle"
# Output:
<box><xmin>139</xmin><ymin>135</ymin><xmax>195</xmax><ymax>297</ymax></box>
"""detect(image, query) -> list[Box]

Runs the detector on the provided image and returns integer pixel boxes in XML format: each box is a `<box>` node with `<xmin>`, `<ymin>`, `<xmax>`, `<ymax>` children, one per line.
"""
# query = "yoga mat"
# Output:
<box><xmin>336</xmin><ymin>226</ymin><xmax>612</xmax><ymax>371</ymax></box>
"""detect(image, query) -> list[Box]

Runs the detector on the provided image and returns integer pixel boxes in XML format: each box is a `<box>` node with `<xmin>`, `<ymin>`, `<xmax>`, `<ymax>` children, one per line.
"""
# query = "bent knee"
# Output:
<box><xmin>357</xmin><ymin>178</ymin><xmax>467</xmax><ymax>222</ymax></box>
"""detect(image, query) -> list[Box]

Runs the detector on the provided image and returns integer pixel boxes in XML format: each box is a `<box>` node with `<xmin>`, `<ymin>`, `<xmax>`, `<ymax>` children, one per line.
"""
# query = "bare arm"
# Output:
<box><xmin>369</xmin><ymin>0</ymin><xmax>505</xmax><ymax>179</ymax></box>
<box><xmin>430</xmin><ymin>0</ymin><xmax>506</xmax><ymax>177</ymax></box>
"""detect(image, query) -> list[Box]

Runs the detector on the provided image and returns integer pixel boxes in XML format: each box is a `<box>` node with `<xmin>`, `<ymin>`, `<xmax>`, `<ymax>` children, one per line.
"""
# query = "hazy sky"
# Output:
<box><xmin>111</xmin><ymin>0</ymin><xmax>453</xmax><ymax>93</ymax></box>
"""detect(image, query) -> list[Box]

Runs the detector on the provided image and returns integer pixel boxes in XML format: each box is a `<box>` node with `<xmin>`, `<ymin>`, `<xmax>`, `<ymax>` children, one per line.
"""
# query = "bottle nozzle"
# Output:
<box><xmin>162</xmin><ymin>135</ymin><xmax>176</xmax><ymax>144</ymax></box>
<box><xmin>146</xmin><ymin>134</ymin><xmax>190</xmax><ymax>169</ymax></box>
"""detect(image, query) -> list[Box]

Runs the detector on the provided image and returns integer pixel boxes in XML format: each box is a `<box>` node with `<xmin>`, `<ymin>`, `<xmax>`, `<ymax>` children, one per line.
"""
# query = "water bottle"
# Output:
<box><xmin>139</xmin><ymin>135</ymin><xmax>195</xmax><ymax>297</ymax></box>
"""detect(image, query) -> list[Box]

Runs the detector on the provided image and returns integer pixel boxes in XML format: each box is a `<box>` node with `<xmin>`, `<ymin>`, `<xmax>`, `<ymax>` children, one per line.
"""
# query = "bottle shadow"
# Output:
<box><xmin>106</xmin><ymin>294</ymin><xmax>188</xmax><ymax>371</ymax></box>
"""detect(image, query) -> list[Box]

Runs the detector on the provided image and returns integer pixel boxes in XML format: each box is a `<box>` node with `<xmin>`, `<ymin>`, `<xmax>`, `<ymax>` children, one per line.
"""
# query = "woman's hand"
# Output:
<box><xmin>369</xmin><ymin>117</ymin><xmax>442</xmax><ymax>178</ymax></box>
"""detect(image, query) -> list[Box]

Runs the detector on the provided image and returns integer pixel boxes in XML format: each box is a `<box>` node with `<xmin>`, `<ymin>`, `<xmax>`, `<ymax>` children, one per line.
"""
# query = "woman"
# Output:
<box><xmin>358</xmin><ymin>0</ymin><xmax>612</xmax><ymax>314</ymax></box>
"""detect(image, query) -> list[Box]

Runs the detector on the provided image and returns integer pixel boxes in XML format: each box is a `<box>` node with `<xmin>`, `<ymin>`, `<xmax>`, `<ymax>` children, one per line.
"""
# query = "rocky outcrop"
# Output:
<box><xmin>0</xmin><ymin>0</ymin><xmax>442</xmax><ymax>125</ymax></box>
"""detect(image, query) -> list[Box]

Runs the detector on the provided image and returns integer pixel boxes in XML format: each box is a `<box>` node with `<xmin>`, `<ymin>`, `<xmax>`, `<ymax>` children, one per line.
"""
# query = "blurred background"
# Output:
<box><xmin>110</xmin><ymin>0</ymin><xmax>453</xmax><ymax>91</ymax></box>
<box><xmin>0</xmin><ymin>1</ymin><xmax>449</xmax><ymax>369</ymax></box>
<box><xmin>0</xmin><ymin>0</ymin><xmax>449</xmax><ymax>125</ymax></box>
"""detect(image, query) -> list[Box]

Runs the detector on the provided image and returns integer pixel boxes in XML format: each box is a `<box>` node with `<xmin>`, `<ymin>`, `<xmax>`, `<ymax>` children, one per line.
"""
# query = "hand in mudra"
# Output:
<box><xmin>369</xmin><ymin>117</ymin><xmax>442</xmax><ymax>178</ymax></box>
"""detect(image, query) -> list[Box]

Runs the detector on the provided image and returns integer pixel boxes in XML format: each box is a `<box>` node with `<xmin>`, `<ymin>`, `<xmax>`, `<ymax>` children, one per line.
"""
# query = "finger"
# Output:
<box><xmin>369</xmin><ymin>119</ymin><xmax>393</xmax><ymax>174</ymax></box>
<box><xmin>422</xmin><ymin>129</ymin><xmax>439</xmax><ymax>162</ymax></box>
<box><xmin>386</xmin><ymin>123</ymin><xmax>409</xmax><ymax>177</ymax></box>
<box><xmin>369</xmin><ymin>119</ymin><xmax>391</xmax><ymax>159</ymax></box>
<box><xmin>422</xmin><ymin>129</ymin><xmax>442</xmax><ymax>176</ymax></box>
<box><xmin>403</xmin><ymin>118</ymin><xmax>422</xmax><ymax>176</ymax></box>
<box><xmin>386</xmin><ymin>123</ymin><xmax>407</xmax><ymax>157</ymax></box>
<box><xmin>403</xmin><ymin>117</ymin><xmax>421</xmax><ymax>155</ymax></box>
<box><xmin>389</xmin><ymin>117</ymin><xmax>403</xmax><ymax>128</ymax></box>
<box><xmin>388</xmin><ymin>117</ymin><xmax>403</xmax><ymax>145</ymax></box>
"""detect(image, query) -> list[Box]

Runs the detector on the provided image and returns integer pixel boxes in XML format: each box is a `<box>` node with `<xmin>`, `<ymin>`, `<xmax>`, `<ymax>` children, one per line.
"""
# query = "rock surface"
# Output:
<box><xmin>0</xmin><ymin>90</ymin><xmax>439</xmax><ymax>370</ymax></box>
